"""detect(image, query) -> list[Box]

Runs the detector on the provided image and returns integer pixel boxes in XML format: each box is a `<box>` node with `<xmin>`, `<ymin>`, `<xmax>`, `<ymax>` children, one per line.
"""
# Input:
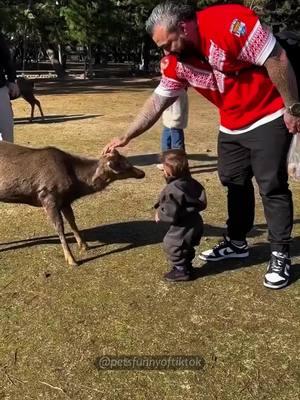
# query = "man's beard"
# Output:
<box><xmin>176</xmin><ymin>36</ymin><xmax>205</xmax><ymax>61</ymax></box>
<box><xmin>177</xmin><ymin>39</ymin><xmax>203</xmax><ymax>61</ymax></box>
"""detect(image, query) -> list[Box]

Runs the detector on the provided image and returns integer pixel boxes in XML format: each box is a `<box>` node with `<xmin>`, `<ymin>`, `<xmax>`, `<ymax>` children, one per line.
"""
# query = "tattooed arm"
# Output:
<box><xmin>103</xmin><ymin>93</ymin><xmax>178</xmax><ymax>152</ymax></box>
<box><xmin>264</xmin><ymin>42</ymin><xmax>300</xmax><ymax>133</ymax></box>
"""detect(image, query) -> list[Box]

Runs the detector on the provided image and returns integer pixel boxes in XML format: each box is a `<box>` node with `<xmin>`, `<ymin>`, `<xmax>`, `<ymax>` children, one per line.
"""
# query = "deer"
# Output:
<box><xmin>0</xmin><ymin>142</ymin><xmax>145</xmax><ymax>266</ymax></box>
<box><xmin>16</xmin><ymin>77</ymin><xmax>45</xmax><ymax>122</ymax></box>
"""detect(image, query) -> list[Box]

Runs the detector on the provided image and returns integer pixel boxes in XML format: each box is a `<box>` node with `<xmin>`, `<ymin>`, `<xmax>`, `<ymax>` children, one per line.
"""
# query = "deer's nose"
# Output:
<box><xmin>132</xmin><ymin>167</ymin><xmax>145</xmax><ymax>179</ymax></box>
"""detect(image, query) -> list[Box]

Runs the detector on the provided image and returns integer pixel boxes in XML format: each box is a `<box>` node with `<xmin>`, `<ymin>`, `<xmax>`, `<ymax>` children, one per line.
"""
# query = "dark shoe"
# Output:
<box><xmin>264</xmin><ymin>252</ymin><xmax>291</xmax><ymax>290</ymax></box>
<box><xmin>199</xmin><ymin>235</ymin><xmax>249</xmax><ymax>261</ymax></box>
<box><xmin>164</xmin><ymin>266</ymin><xmax>191</xmax><ymax>282</ymax></box>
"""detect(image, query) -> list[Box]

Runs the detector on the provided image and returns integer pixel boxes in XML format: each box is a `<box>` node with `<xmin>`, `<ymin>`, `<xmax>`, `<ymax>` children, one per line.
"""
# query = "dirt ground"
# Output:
<box><xmin>0</xmin><ymin>78</ymin><xmax>299</xmax><ymax>399</ymax></box>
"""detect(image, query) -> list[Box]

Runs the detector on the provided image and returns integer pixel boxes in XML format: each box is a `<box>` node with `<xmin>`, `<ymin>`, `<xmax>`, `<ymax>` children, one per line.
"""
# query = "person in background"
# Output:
<box><xmin>157</xmin><ymin>58</ymin><xmax>188</xmax><ymax>170</ymax></box>
<box><xmin>0</xmin><ymin>33</ymin><xmax>19</xmax><ymax>142</ymax></box>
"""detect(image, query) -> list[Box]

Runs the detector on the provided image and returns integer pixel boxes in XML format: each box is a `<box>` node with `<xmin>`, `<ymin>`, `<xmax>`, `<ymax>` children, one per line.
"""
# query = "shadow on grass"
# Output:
<box><xmin>192</xmin><ymin>227</ymin><xmax>300</xmax><ymax>285</ymax></box>
<box><xmin>128</xmin><ymin>153</ymin><xmax>217</xmax><ymax>166</ymax></box>
<box><xmin>128</xmin><ymin>153</ymin><xmax>218</xmax><ymax>174</ymax></box>
<box><xmin>0</xmin><ymin>220</ymin><xmax>298</xmax><ymax>250</ymax></box>
<box><xmin>33</xmin><ymin>77</ymin><xmax>158</xmax><ymax>96</ymax></box>
<box><xmin>192</xmin><ymin>252</ymin><xmax>300</xmax><ymax>287</ymax></box>
<box><xmin>14</xmin><ymin>114</ymin><xmax>103</xmax><ymax>125</ymax></box>
<box><xmin>1</xmin><ymin>219</ymin><xmax>300</xmax><ymax>283</ymax></box>
<box><xmin>0</xmin><ymin>221</ymin><xmax>169</xmax><ymax>262</ymax></box>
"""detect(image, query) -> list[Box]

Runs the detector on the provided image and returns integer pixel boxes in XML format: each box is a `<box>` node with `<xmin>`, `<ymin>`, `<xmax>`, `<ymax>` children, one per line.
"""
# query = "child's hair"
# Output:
<box><xmin>160</xmin><ymin>149</ymin><xmax>190</xmax><ymax>178</ymax></box>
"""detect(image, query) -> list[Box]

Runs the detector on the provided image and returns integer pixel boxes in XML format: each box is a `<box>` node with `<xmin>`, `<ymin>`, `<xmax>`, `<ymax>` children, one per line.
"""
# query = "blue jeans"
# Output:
<box><xmin>161</xmin><ymin>127</ymin><xmax>185</xmax><ymax>151</ymax></box>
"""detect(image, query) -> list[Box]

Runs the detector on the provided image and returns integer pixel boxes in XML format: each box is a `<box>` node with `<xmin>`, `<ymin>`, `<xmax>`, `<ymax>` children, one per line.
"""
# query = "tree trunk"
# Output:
<box><xmin>140</xmin><ymin>36</ymin><xmax>150</xmax><ymax>72</ymax></box>
<box><xmin>58</xmin><ymin>43</ymin><xmax>63</xmax><ymax>65</ymax></box>
<box><xmin>84</xmin><ymin>44</ymin><xmax>93</xmax><ymax>79</ymax></box>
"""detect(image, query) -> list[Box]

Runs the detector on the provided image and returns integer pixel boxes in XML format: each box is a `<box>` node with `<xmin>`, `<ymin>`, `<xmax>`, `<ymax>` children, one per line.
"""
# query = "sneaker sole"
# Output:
<box><xmin>198</xmin><ymin>252</ymin><xmax>249</xmax><ymax>261</ymax></box>
<box><xmin>164</xmin><ymin>276</ymin><xmax>191</xmax><ymax>282</ymax></box>
<box><xmin>263</xmin><ymin>280</ymin><xmax>289</xmax><ymax>290</ymax></box>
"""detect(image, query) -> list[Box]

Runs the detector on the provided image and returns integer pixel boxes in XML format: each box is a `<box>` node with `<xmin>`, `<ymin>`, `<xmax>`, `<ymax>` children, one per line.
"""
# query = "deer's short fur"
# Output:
<box><xmin>17</xmin><ymin>77</ymin><xmax>44</xmax><ymax>122</ymax></box>
<box><xmin>0</xmin><ymin>142</ymin><xmax>145</xmax><ymax>265</ymax></box>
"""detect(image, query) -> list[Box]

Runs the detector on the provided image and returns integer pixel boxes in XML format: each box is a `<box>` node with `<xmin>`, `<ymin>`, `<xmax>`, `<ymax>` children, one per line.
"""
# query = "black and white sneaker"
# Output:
<box><xmin>264</xmin><ymin>252</ymin><xmax>291</xmax><ymax>290</ymax></box>
<box><xmin>199</xmin><ymin>235</ymin><xmax>249</xmax><ymax>261</ymax></box>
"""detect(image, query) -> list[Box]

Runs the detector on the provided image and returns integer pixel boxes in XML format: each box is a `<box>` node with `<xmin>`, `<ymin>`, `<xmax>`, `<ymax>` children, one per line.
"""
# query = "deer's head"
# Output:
<box><xmin>92</xmin><ymin>149</ymin><xmax>145</xmax><ymax>187</ymax></box>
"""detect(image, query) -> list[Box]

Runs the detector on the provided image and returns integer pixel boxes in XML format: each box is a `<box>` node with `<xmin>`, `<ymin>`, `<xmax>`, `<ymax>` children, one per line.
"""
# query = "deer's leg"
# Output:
<box><xmin>30</xmin><ymin>103</ymin><xmax>35</xmax><ymax>122</ymax></box>
<box><xmin>36</xmin><ymin>99</ymin><xmax>45</xmax><ymax>120</ymax></box>
<box><xmin>61</xmin><ymin>205</ymin><xmax>88</xmax><ymax>252</ymax></box>
<box><xmin>43</xmin><ymin>203</ymin><xmax>78</xmax><ymax>266</ymax></box>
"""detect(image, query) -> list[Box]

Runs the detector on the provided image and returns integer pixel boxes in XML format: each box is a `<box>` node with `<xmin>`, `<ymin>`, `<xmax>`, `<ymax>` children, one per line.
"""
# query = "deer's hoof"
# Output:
<box><xmin>70</xmin><ymin>261</ymin><xmax>79</xmax><ymax>267</ymax></box>
<box><xmin>67</xmin><ymin>258</ymin><xmax>78</xmax><ymax>267</ymax></box>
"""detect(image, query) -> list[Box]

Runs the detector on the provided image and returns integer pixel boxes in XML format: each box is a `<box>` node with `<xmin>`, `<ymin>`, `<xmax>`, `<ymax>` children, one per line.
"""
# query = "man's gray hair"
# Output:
<box><xmin>145</xmin><ymin>1</ymin><xmax>196</xmax><ymax>35</ymax></box>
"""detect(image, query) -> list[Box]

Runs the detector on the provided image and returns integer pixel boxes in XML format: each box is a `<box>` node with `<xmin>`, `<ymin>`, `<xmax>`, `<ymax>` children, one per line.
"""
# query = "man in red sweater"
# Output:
<box><xmin>104</xmin><ymin>2</ymin><xmax>300</xmax><ymax>290</ymax></box>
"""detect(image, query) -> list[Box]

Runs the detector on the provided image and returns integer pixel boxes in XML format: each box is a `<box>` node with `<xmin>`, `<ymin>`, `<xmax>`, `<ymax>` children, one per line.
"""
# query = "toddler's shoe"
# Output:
<box><xmin>163</xmin><ymin>266</ymin><xmax>191</xmax><ymax>282</ymax></box>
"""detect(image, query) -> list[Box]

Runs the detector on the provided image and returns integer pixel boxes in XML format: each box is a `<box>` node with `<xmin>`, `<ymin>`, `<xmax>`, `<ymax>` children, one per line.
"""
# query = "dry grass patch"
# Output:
<box><xmin>0</xmin><ymin>78</ymin><xmax>299</xmax><ymax>400</ymax></box>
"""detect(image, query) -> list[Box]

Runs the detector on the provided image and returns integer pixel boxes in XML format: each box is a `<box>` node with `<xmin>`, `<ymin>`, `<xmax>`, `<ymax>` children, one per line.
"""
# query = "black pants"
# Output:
<box><xmin>218</xmin><ymin>116</ymin><xmax>293</xmax><ymax>254</ymax></box>
<box><xmin>163</xmin><ymin>216</ymin><xmax>203</xmax><ymax>268</ymax></box>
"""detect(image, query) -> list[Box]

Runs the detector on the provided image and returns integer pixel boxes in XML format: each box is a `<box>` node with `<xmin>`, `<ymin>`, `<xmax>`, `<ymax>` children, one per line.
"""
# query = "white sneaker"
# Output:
<box><xmin>199</xmin><ymin>235</ymin><xmax>249</xmax><ymax>261</ymax></box>
<box><xmin>263</xmin><ymin>252</ymin><xmax>291</xmax><ymax>289</ymax></box>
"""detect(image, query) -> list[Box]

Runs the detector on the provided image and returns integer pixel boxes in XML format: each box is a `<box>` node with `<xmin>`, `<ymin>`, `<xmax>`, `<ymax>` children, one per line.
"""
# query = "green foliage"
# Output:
<box><xmin>262</xmin><ymin>0</ymin><xmax>300</xmax><ymax>31</ymax></box>
<box><xmin>0</xmin><ymin>0</ymin><xmax>299</xmax><ymax>68</ymax></box>
<box><xmin>60</xmin><ymin>0</ymin><xmax>114</xmax><ymax>46</ymax></box>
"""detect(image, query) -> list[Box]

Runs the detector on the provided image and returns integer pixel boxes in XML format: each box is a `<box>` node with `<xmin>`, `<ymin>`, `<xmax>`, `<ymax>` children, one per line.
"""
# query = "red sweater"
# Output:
<box><xmin>155</xmin><ymin>4</ymin><xmax>284</xmax><ymax>132</ymax></box>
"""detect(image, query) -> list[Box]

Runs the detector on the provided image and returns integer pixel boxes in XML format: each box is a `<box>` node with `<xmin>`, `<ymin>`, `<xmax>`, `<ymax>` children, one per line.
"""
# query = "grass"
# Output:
<box><xmin>0</xmin><ymin>78</ymin><xmax>299</xmax><ymax>400</ymax></box>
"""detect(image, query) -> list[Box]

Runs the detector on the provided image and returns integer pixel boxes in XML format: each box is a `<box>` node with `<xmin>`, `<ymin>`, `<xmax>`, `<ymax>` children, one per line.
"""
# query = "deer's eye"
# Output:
<box><xmin>113</xmin><ymin>161</ymin><xmax>122</xmax><ymax>169</ymax></box>
<box><xmin>107</xmin><ymin>160</ymin><xmax>122</xmax><ymax>172</ymax></box>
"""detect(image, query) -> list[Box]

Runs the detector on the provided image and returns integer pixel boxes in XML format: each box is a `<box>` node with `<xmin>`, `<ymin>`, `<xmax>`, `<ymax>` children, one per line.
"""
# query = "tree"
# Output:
<box><xmin>30</xmin><ymin>1</ymin><xmax>68</xmax><ymax>78</ymax></box>
<box><xmin>262</xmin><ymin>0</ymin><xmax>300</xmax><ymax>31</ymax></box>
<box><xmin>61</xmin><ymin>0</ymin><xmax>114</xmax><ymax>77</ymax></box>
<box><xmin>1</xmin><ymin>0</ymin><xmax>299</xmax><ymax>77</ymax></box>
<box><xmin>0</xmin><ymin>1</ymin><xmax>68</xmax><ymax>76</ymax></box>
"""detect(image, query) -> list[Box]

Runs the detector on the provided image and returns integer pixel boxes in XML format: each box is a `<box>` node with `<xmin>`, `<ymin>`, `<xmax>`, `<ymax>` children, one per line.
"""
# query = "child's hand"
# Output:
<box><xmin>155</xmin><ymin>211</ymin><xmax>160</xmax><ymax>223</ymax></box>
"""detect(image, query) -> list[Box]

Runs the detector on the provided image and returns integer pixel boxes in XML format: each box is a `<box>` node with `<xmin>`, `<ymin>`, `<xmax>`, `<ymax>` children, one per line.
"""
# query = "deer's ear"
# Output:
<box><xmin>106</xmin><ymin>160</ymin><xmax>121</xmax><ymax>174</ymax></box>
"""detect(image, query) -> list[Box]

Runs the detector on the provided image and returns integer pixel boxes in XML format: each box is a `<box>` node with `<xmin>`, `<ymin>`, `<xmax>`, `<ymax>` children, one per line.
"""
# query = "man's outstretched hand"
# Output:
<box><xmin>102</xmin><ymin>135</ymin><xmax>130</xmax><ymax>154</ymax></box>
